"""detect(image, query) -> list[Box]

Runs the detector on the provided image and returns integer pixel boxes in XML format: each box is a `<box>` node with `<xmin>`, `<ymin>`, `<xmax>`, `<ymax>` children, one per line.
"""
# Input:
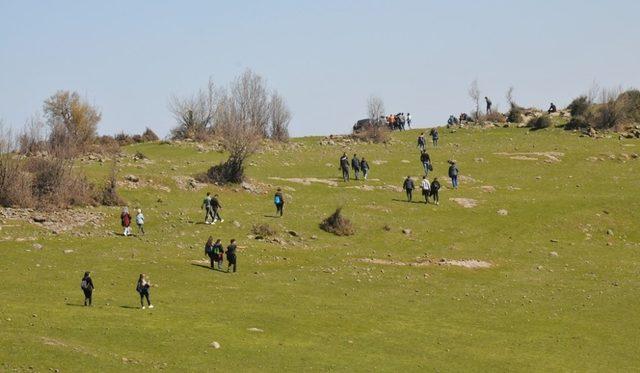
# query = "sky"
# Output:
<box><xmin>1</xmin><ymin>0</ymin><xmax>639</xmax><ymax>138</ymax></box>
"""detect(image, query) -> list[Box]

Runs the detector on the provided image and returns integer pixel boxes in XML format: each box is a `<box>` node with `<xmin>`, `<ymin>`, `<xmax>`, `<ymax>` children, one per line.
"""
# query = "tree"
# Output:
<box><xmin>468</xmin><ymin>79</ymin><xmax>481</xmax><ymax>120</ymax></box>
<box><xmin>231</xmin><ymin>69</ymin><xmax>271</xmax><ymax>138</ymax></box>
<box><xmin>43</xmin><ymin>91</ymin><xmax>100</xmax><ymax>155</ymax></box>
<box><xmin>367</xmin><ymin>95</ymin><xmax>385</xmax><ymax>125</ymax></box>
<box><xmin>269</xmin><ymin>91</ymin><xmax>291</xmax><ymax>142</ymax></box>
<box><xmin>169</xmin><ymin>79</ymin><xmax>219</xmax><ymax>140</ymax></box>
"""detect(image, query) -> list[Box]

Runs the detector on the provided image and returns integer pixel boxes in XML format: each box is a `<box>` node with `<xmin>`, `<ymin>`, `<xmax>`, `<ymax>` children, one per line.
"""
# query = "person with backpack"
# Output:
<box><xmin>212</xmin><ymin>239</ymin><xmax>224</xmax><ymax>270</ymax></box>
<box><xmin>202</xmin><ymin>192</ymin><xmax>215</xmax><ymax>224</ymax></box>
<box><xmin>360</xmin><ymin>157</ymin><xmax>370</xmax><ymax>180</ymax></box>
<box><xmin>431</xmin><ymin>177</ymin><xmax>441</xmax><ymax>205</ymax></box>
<box><xmin>417</xmin><ymin>133</ymin><xmax>426</xmax><ymax>152</ymax></box>
<box><xmin>204</xmin><ymin>236</ymin><xmax>216</xmax><ymax>269</ymax></box>
<box><xmin>121</xmin><ymin>207</ymin><xmax>132</xmax><ymax>236</ymax></box>
<box><xmin>211</xmin><ymin>194</ymin><xmax>223</xmax><ymax>224</ymax></box>
<box><xmin>430</xmin><ymin>128</ymin><xmax>439</xmax><ymax>147</ymax></box>
<box><xmin>226</xmin><ymin>239</ymin><xmax>238</xmax><ymax>273</ymax></box>
<box><xmin>80</xmin><ymin>271</ymin><xmax>94</xmax><ymax>306</ymax></box>
<box><xmin>421</xmin><ymin>176</ymin><xmax>431</xmax><ymax>204</ymax></box>
<box><xmin>339</xmin><ymin>153</ymin><xmax>350</xmax><ymax>182</ymax></box>
<box><xmin>420</xmin><ymin>150</ymin><xmax>432</xmax><ymax>176</ymax></box>
<box><xmin>448</xmin><ymin>161</ymin><xmax>459</xmax><ymax>189</ymax></box>
<box><xmin>351</xmin><ymin>154</ymin><xmax>361</xmax><ymax>180</ymax></box>
<box><xmin>403</xmin><ymin>176</ymin><xmax>415</xmax><ymax>202</ymax></box>
<box><xmin>274</xmin><ymin>188</ymin><xmax>285</xmax><ymax>217</ymax></box>
<box><xmin>136</xmin><ymin>273</ymin><xmax>153</xmax><ymax>309</ymax></box>
<box><xmin>135</xmin><ymin>208</ymin><xmax>145</xmax><ymax>235</ymax></box>
<box><xmin>485</xmin><ymin>96</ymin><xmax>492</xmax><ymax>114</ymax></box>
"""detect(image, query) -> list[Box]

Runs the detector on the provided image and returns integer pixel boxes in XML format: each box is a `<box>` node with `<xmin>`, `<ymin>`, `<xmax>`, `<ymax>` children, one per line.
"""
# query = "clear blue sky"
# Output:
<box><xmin>1</xmin><ymin>0</ymin><xmax>639</xmax><ymax>137</ymax></box>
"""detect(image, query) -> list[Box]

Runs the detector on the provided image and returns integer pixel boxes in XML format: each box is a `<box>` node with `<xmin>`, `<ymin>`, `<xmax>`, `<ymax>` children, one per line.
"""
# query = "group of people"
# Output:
<box><xmin>339</xmin><ymin>153</ymin><xmax>370</xmax><ymax>182</ymax></box>
<box><xmin>417</xmin><ymin>128</ymin><xmax>439</xmax><ymax>151</ymax></box>
<box><xmin>202</xmin><ymin>192</ymin><xmax>224</xmax><ymax>224</ymax></box>
<box><xmin>385</xmin><ymin>112</ymin><xmax>411</xmax><ymax>131</ymax></box>
<box><xmin>80</xmin><ymin>271</ymin><xmax>154</xmax><ymax>309</ymax></box>
<box><xmin>120</xmin><ymin>207</ymin><xmax>145</xmax><ymax>236</ymax></box>
<box><xmin>204</xmin><ymin>237</ymin><xmax>238</xmax><ymax>272</ymax></box>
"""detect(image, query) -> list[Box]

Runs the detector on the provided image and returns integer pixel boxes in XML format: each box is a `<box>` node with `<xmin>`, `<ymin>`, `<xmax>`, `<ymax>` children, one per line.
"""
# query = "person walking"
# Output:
<box><xmin>213</xmin><ymin>239</ymin><xmax>224</xmax><ymax>270</ymax></box>
<box><xmin>406</xmin><ymin>113</ymin><xmax>412</xmax><ymax>128</ymax></box>
<box><xmin>485</xmin><ymin>97</ymin><xmax>492</xmax><ymax>114</ymax></box>
<box><xmin>339</xmin><ymin>153</ymin><xmax>350</xmax><ymax>182</ymax></box>
<box><xmin>202</xmin><ymin>192</ymin><xmax>215</xmax><ymax>224</ymax></box>
<box><xmin>448</xmin><ymin>161</ymin><xmax>459</xmax><ymax>189</ymax></box>
<box><xmin>351</xmin><ymin>154</ymin><xmax>361</xmax><ymax>180</ymax></box>
<box><xmin>417</xmin><ymin>133</ymin><xmax>426</xmax><ymax>152</ymax></box>
<box><xmin>403</xmin><ymin>176</ymin><xmax>415</xmax><ymax>202</ymax></box>
<box><xmin>274</xmin><ymin>188</ymin><xmax>285</xmax><ymax>217</ymax></box>
<box><xmin>135</xmin><ymin>208</ymin><xmax>145</xmax><ymax>235</ymax></box>
<box><xmin>204</xmin><ymin>236</ymin><xmax>216</xmax><ymax>269</ymax></box>
<box><xmin>430</xmin><ymin>128</ymin><xmax>439</xmax><ymax>147</ymax></box>
<box><xmin>80</xmin><ymin>271</ymin><xmax>94</xmax><ymax>306</ymax></box>
<box><xmin>121</xmin><ymin>207</ymin><xmax>132</xmax><ymax>236</ymax></box>
<box><xmin>211</xmin><ymin>194</ymin><xmax>223</xmax><ymax>224</ymax></box>
<box><xmin>360</xmin><ymin>157</ymin><xmax>370</xmax><ymax>180</ymax></box>
<box><xmin>431</xmin><ymin>177</ymin><xmax>441</xmax><ymax>205</ymax></box>
<box><xmin>226</xmin><ymin>239</ymin><xmax>238</xmax><ymax>273</ymax></box>
<box><xmin>136</xmin><ymin>274</ymin><xmax>153</xmax><ymax>309</ymax></box>
<box><xmin>420</xmin><ymin>150</ymin><xmax>431</xmax><ymax>176</ymax></box>
<box><xmin>421</xmin><ymin>176</ymin><xmax>431</xmax><ymax>204</ymax></box>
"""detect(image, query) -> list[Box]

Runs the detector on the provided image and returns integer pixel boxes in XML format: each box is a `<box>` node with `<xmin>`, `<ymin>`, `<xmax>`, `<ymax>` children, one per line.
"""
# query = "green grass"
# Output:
<box><xmin>1</xmin><ymin>126</ymin><xmax>640</xmax><ymax>372</ymax></box>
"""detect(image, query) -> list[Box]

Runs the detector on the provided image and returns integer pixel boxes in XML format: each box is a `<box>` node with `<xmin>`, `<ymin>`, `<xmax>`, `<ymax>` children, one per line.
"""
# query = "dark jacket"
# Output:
<box><xmin>340</xmin><ymin>156</ymin><xmax>349</xmax><ymax>170</ymax></box>
<box><xmin>431</xmin><ymin>180</ymin><xmax>441</xmax><ymax>191</ymax></box>
<box><xmin>403</xmin><ymin>178</ymin><xmax>415</xmax><ymax>190</ymax></box>
<box><xmin>274</xmin><ymin>191</ymin><xmax>284</xmax><ymax>205</ymax></box>
<box><xmin>418</xmin><ymin>135</ymin><xmax>425</xmax><ymax>145</ymax></box>
<box><xmin>420</xmin><ymin>153</ymin><xmax>431</xmax><ymax>163</ymax></box>
<box><xmin>226</xmin><ymin>244</ymin><xmax>237</xmax><ymax>257</ymax></box>
<box><xmin>448</xmin><ymin>165</ymin><xmax>459</xmax><ymax>177</ymax></box>
<box><xmin>211</xmin><ymin>197</ymin><xmax>221</xmax><ymax>209</ymax></box>
<box><xmin>430</xmin><ymin>129</ymin><xmax>439</xmax><ymax>139</ymax></box>
<box><xmin>81</xmin><ymin>276</ymin><xmax>94</xmax><ymax>291</ymax></box>
<box><xmin>360</xmin><ymin>160</ymin><xmax>369</xmax><ymax>170</ymax></box>
<box><xmin>351</xmin><ymin>157</ymin><xmax>360</xmax><ymax>170</ymax></box>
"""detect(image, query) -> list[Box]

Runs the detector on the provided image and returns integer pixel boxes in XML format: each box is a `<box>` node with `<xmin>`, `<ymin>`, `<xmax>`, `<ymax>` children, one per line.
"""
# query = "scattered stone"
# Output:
<box><xmin>480</xmin><ymin>185</ymin><xmax>496</xmax><ymax>193</ymax></box>
<box><xmin>606</xmin><ymin>229</ymin><xmax>614</xmax><ymax>236</ymax></box>
<box><xmin>210</xmin><ymin>341</ymin><xmax>221</xmax><ymax>349</ymax></box>
<box><xmin>497</xmin><ymin>209</ymin><xmax>508</xmax><ymax>216</ymax></box>
<box><xmin>233</xmin><ymin>221</ymin><xmax>241</xmax><ymax>228</ymax></box>
<box><xmin>32</xmin><ymin>243</ymin><xmax>43</xmax><ymax>250</ymax></box>
<box><xmin>550</xmin><ymin>239</ymin><xmax>559</xmax><ymax>243</ymax></box>
<box><xmin>63</xmin><ymin>249</ymin><xmax>74</xmax><ymax>254</ymax></box>
<box><xmin>310</xmin><ymin>235</ymin><xmax>318</xmax><ymax>240</ymax></box>
<box><xmin>33</xmin><ymin>216</ymin><xmax>47</xmax><ymax>223</ymax></box>
<box><xmin>124</xmin><ymin>174</ymin><xmax>139</xmax><ymax>183</ymax></box>
<box><xmin>247</xmin><ymin>327</ymin><xmax>264</xmax><ymax>332</ymax></box>
<box><xmin>449</xmin><ymin>198</ymin><xmax>478</xmax><ymax>208</ymax></box>
<box><xmin>402</xmin><ymin>228</ymin><xmax>412</xmax><ymax>235</ymax></box>
<box><xmin>288</xmin><ymin>230</ymin><xmax>299</xmax><ymax>237</ymax></box>
<box><xmin>549</xmin><ymin>251</ymin><xmax>559</xmax><ymax>257</ymax></box>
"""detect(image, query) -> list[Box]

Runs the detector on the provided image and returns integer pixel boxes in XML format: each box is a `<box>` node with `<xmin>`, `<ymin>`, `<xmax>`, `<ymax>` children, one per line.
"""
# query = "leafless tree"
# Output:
<box><xmin>231</xmin><ymin>69</ymin><xmax>270</xmax><ymax>138</ymax></box>
<box><xmin>468</xmin><ymin>79</ymin><xmax>481</xmax><ymax>120</ymax></box>
<box><xmin>43</xmin><ymin>91</ymin><xmax>101</xmax><ymax>156</ymax></box>
<box><xmin>269</xmin><ymin>91</ymin><xmax>291</xmax><ymax>141</ymax></box>
<box><xmin>367</xmin><ymin>95</ymin><xmax>385</xmax><ymax>125</ymax></box>
<box><xmin>169</xmin><ymin>78</ymin><xmax>219</xmax><ymax>140</ymax></box>
<box><xmin>505</xmin><ymin>86</ymin><xmax>515</xmax><ymax>107</ymax></box>
<box><xmin>18</xmin><ymin>114</ymin><xmax>46</xmax><ymax>155</ymax></box>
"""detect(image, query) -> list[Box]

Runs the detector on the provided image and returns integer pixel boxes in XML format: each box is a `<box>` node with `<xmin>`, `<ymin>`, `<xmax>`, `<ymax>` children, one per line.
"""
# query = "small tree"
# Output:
<box><xmin>18</xmin><ymin>114</ymin><xmax>46</xmax><ymax>155</ymax></box>
<box><xmin>43</xmin><ymin>91</ymin><xmax>101</xmax><ymax>155</ymax></box>
<box><xmin>468</xmin><ymin>79</ymin><xmax>481</xmax><ymax>121</ymax></box>
<box><xmin>231</xmin><ymin>69</ymin><xmax>271</xmax><ymax>138</ymax></box>
<box><xmin>269</xmin><ymin>91</ymin><xmax>291</xmax><ymax>141</ymax></box>
<box><xmin>169</xmin><ymin>79</ymin><xmax>219</xmax><ymax>140</ymax></box>
<box><xmin>367</xmin><ymin>95</ymin><xmax>385</xmax><ymax>125</ymax></box>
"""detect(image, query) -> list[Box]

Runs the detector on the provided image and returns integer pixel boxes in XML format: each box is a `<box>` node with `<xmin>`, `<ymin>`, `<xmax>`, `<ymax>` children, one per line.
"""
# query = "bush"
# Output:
<box><xmin>482</xmin><ymin>111</ymin><xmax>507</xmax><ymax>123</ymax></box>
<box><xmin>507</xmin><ymin>105</ymin><xmax>524</xmax><ymax>123</ymax></box>
<box><xmin>199</xmin><ymin>158</ymin><xmax>245</xmax><ymax>185</ymax></box>
<box><xmin>114</xmin><ymin>132</ymin><xmax>134</xmax><ymax>146</ymax></box>
<box><xmin>100</xmin><ymin>166</ymin><xmax>124</xmax><ymax>206</ymax></box>
<box><xmin>567</xmin><ymin>96</ymin><xmax>590</xmax><ymax>117</ymax></box>
<box><xmin>251</xmin><ymin>223</ymin><xmax>276</xmax><ymax>238</ymax></box>
<box><xmin>352</xmin><ymin>124</ymin><xmax>390</xmax><ymax>143</ymax></box>
<box><xmin>26</xmin><ymin>157</ymin><xmax>97</xmax><ymax>208</ymax></box>
<box><xmin>320</xmin><ymin>207</ymin><xmax>355</xmax><ymax>236</ymax></box>
<box><xmin>44</xmin><ymin>91</ymin><xmax>101</xmax><ymax>155</ymax></box>
<box><xmin>529</xmin><ymin>115</ymin><xmax>552</xmax><ymax>130</ymax></box>
<box><xmin>0</xmin><ymin>154</ymin><xmax>33</xmax><ymax>208</ymax></box>
<box><xmin>141</xmin><ymin>127</ymin><xmax>159</xmax><ymax>142</ymax></box>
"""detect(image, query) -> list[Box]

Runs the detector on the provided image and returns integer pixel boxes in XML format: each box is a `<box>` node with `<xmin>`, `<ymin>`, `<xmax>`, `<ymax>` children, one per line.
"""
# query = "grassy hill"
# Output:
<box><xmin>1</xmin><ymin>126</ymin><xmax>639</xmax><ymax>372</ymax></box>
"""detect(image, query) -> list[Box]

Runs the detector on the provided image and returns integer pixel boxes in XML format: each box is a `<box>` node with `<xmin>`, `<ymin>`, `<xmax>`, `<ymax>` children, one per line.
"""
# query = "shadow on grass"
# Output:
<box><xmin>65</xmin><ymin>303</ymin><xmax>86</xmax><ymax>307</ymax></box>
<box><xmin>119</xmin><ymin>305</ymin><xmax>140</xmax><ymax>309</ymax></box>
<box><xmin>263</xmin><ymin>214</ymin><xmax>280</xmax><ymax>219</ymax></box>
<box><xmin>391</xmin><ymin>198</ymin><xmax>420</xmax><ymax>203</ymax></box>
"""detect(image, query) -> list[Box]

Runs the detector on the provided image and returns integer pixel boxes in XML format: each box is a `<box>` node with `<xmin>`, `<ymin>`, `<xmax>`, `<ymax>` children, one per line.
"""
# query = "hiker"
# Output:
<box><xmin>421</xmin><ymin>176</ymin><xmax>431</xmax><ymax>203</ymax></box>
<box><xmin>80</xmin><ymin>271</ymin><xmax>94</xmax><ymax>306</ymax></box>
<box><xmin>431</xmin><ymin>177</ymin><xmax>441</xmax><ymax>205</ymax></box>
<box><xmin>339</xmin><ymin>153</ymin><xmax>350</xmax><ymax>181</ymax></box>
<box><xmin>430</xmin><ymin>127</ymin><xmax>439</xmax><ymax>147</ymax></box>
<box><xmin>226</xmin><ymin>239</ymin><xmax>238</xmax><ymax>273</ymax></box>
<box><xmin>121</xmin><ymin>207</ymin><xmax>132</xmax><ymax>236</ymax></box>
<box><xmin>204</xmin><ymin>236</ymin><xmax>215</xmax><ymax>269</ymax></box>
<box><xmin>135</xmin><ymin>208</ymin><xmax>145</xmax><ymax>235</ymax></box>
<box><xmin>351</xmin><ymin>154</ymin><xmax>361</xmax><ymax>180</ymax></box>
<box><xmin>417</xmin><ymin>133</ymin><xmax>426</xmax><ymax>152</ymax></box>
<box><xmin>447</xmin><ymin>115</ymin><xmax>457</xmax><ymax>126</ymax></box>
<box><xmin>211</xmin><ymin>194</ymin><xmax>223</xmax><ymax>224</ymax></box>
<box><xmin>406</xmin><ymin>113</ymin><xmax>412</xmax><ymax>128</ymax></box>
<box><xmin>399</xmin><ymin>113</ymin><xmax>406</xmax><ymax>131</ymax></box>
<box><xmin>360</xmin><ymin>157</ymin><xmax>370</xmax><ymax>180</ymax></box>
<box><xmin>420</xmin><ymin>150</ymin><xmax>432</xmax><ymax>175</ymax></box>
<box><xmin>459</xmin><ymin>113</ymin><xmax>468</xmax><ymax>124</ymax></box>
<box><xmin>548</xmin><ymin>102</ymin><xmax>557</xmax><ymax>114</ymax></box>
<box><xmin>274</xmin><ymin>188</ymin><xmax>284</xmax><ymax>217</ymax></box>
<box><xmin>403</xmin><ymin>176</ymin><xmax>415</xmax><ymax>202</ymax></box>
<box><xmin>448</xmin><ymin>161</ymin><xmax>459</xmax><ymax>189</ymax></box>
<box><xmin>202</xmin><ymin>192</ymin><xmax>215</xmax><ymax>224</ymax></box>
<box><xmin>136</xmin><ymin>274</ymin><xmax>153</xmax><ymax>309</ymax></box>
<box><xmin>485</xmin><ymin>97</ymin><xmax>492</xmax><ymax>114</ymax></box>
<box><xmin>212</xmin><ymin>239</ymin><xmax>224</xmax><ymax>270</ymax></box>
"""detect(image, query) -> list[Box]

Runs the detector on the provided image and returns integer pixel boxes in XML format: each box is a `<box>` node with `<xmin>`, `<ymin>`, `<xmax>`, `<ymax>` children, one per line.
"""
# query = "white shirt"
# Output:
<box><xmin>421</xmin><ymin>179</ymin><xmax>430</xmax><ymax>190</ymax></box>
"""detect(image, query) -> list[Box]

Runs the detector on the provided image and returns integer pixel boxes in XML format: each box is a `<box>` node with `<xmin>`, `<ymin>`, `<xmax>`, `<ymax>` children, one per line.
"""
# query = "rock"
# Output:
<box><xmin>550</xmin><ymin>239</ymin><xmax>558</xmax><ymax>243</ymax></box>
<box><xmin>402</xmin><ymin>229</ymin><xmax>412</xmax><ymax>235</ymax></box>
<box><xmin>288</xmin><ymin>230</ymin><xmax>299</xmax><ymax>237</ymax></box>
<box><xmin>536</xmin><ymin>265</ymin><xmax>544</xmax><ymax>270</ymax></box>
<box><xmin>33</xmin><ymin>216</ymin><xmax>47</xmax><ymax>223</ymax></box>
<box><xmin>247</xmin><ymin>327</ymin><xmax>264</xmax><ymax>332</ymax></box>
<box><xmin>310</xmin><ymin>235</ymin><xmax>318</xmax><ymax>240</ymax></box>
<box><xmin>497</xmin><ymin>209</ymin><xmax>508</xmax><ymax>216</ymax></box>
<box><xmin>63</xmin><ymin>249</ymin><xmax>74</xmax><ymax>254</ymax></box>
<box><xmin>549</xmin><ymin>251</ymin><xmax>559</xmax><ymax>257</ymax></box>
<box><xmin>474</xmin><ymin>157</ymin><xmax>485</xmax><ymax>163</ymax></box>
<box><xmin>233</xmin><ymin>221</ymin><xmax>241</xmax><ymax>228</ymax></box>
<box><xmin>210</xmin><ymin>341</ymin><xmax>221</xmax><ymax>349</ymax></box>
<box><xmin>449</xmin><ymin>198</ymin><xmax>479</xmax><ymax>208</ymax></box>
<box><xmin>124</xmin><ymin>174</ymin><xmax>139</xmax><ymax>183</ymax></box>
<box><xmin>606</xmin><ymin>229</ymin><xmax>614</xmax><ymax>236</ymax></box>
<box><xmin>32</xmin><ymin>243</ymin><xmax>43</xmax><ymax>250</ymax></box>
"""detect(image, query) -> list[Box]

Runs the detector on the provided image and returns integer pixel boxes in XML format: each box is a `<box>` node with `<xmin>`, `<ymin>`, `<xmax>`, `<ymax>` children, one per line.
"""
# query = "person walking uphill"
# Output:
<box><xmin>431</xmin><ymin>177</ymin><xmax>441</xmax><ymax>205</ymax></box>
<box><xmin>430</xmin><ymin>127</ymin><xmax>439</xmax><ymax>147</ymax></box>
<box><xmin>417</xmin><ymin>133</ymin><xmax>426</xmax><ymax>152</ymax></box>
<box><xmin>226</xmin><ymin>239</ymin><xmax>238</xmax><ymax>273</ymax></box>
<box><xmin>420</xmin><ymin>150</ymin><xmax>432</xmax><ymax>176</ymax></box>
<box><xmin>351</xmin><ymin>154</ymin><xmax>361</xmax><ymax>180</ymax></box>
<box><xmin>80</xmin><ymin>271</ymin><xmax>94</xmax><ymax>306</ymax></box>
<box><xmin>448</xmin><ymin>161</ymin><xmax>459</xmax><ymax>189</ymax></box>
<box><xmin>421</xmin><ymin>176</ymin><xmax>431</xmax><ymax>204</ymax></box>
<box><xmin>121</xmin><ymin>207</ymin><xmax>132</xmax><ymax>236</ymax></box>
<box><xmin>339</xmin><ymin>153</ymin><xmax>350</xmax><ymax>182</ymax></box>
<box><xmin>202</xmin><ymin>192</ymin><xmax>214</xmax><ymax>224</ymax></box>
<box><xmin>403</xmin><ymin>176</ymin><xmax>415</xmax><ymax>202</ymax></box>
<box><xmin>274</xmin><ymin>188</ymin><xmax>285</xmax><ymax>217</ymax></box>
<box><xmin>136</xmin><ymin>274</ymin><xmax>153</xmax><ymax>309</ymax></box>
<box><xmin>360</xmin><ymin>157</ymin><xmax>370</xmax><ymax>180</ymax></box>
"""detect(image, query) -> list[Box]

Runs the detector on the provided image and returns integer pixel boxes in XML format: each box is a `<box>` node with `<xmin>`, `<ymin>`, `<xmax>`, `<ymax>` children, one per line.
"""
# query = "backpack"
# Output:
<box><xmin>274</xmin><ymin>195</ymin><xmax>282</xmax><ymax>204</ymax></box>
<box><xmin>81</xmin><ymin>279</ymin><xmax>89</xmax><ymax>290</ymax></box>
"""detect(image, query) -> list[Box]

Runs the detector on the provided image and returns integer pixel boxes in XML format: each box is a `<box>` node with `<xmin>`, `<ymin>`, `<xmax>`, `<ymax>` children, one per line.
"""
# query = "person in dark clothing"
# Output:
<box><xmin>420</xmin><ymin>150</ymin><xmax>432</xmax><ymax>176</ymax></box>
<box><xmin>81</xmin><ymin>271</ymin><xmax>94</xmax><ymax>306</ymax></box>
<box><xmin>204</xmin><ymin>236</ymin><xmax>216</xmax><ymax>269</ymax></box>
<box><xmin>430</xmin><ymin>128</ymin><xmax>439</xmax><ymax>147</ymax></box>
<box><xmin>136</xmin><ymin>273</ymin><xmax>153</xmax><ymax>309</ymax></box>
<box><xmin>430</xmin><ymin>178</ymin><xmax>441</xmax><ymax>205</ymax></box>
<box><xmin>548</xmin><ymin>102</ymin><xmax>557</xmax><ymax>114</ymax></box>
<box><xmin>213</xmin><ymin>239</ymin><xmax>224</xmax><ymax>269</ymax></box>
<box><xmin>339</xmin><ymin>153</ymin><xmax>350</xmax><ymax>182</ymax></box>
<box><xmin>226</xmin><ymin>239</ymin><xmax>238</xmax><ymax>273</ymax></box>
<box><xmin>274</xmin><ymin>188</ymin><xmax>285</xmax><ymax>217</ymax></box>
<box><xmin>403</xmin><ymin>176</ymin><xmax>415</xmax><ymax>202</ymax></box>
<box><xmin>417</xmin><ymin>133</ymin><xmax>426</xmax><ymax>152</ymax></box>
<box><xmin>448</xmin><ymin>161</ymin><xmax>459</xmax><ymax>189</ymax></box>
<box><xmin>360</xmin><ymin>157</ymin><xmax>370</xmax><ymax>180</ymax></box>
<box><xmin>351</xmin><ymin>154</ymin><xmax>361</xmax><ymax>180</ymax></box>
<box><xmin>211</xmin><ymin>194</ymin><xmax>223</xmax><ymax>224</ymax></box>
<box><xmin>485</xmin><ymin>97</ymin><xmax>492</xmax><ymax>114</ymax></box>
<box><xmin>202</xmin><ymin>192</ymin><xmax>215</xmax><ymax>224</ymax></box>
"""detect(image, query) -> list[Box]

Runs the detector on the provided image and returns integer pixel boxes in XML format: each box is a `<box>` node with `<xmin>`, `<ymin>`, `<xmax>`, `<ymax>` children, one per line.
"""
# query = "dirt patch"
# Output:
<box><xmin>268</xmin><ymin>177</ymin><xmax>338</xmax><ymax>187</ymax></box>
<box><xmin>356</xmin><ymin>257</ymin><xmax>492</xmax><ymax>269</ymax></box>
<box><xmin>41</xmin><ymin>336</ymin><xmax>98</xmax><ymax>357</ymax></box>
<box><xmin>479</xmin><ymin>185</ymin><xmax>496</xmax><ymax>193</ymax></box>
<box><xmin>495</xmin><ymin>151</ymin><xmax>564</xmax><ymax>163</ymax></box>
<box><xmin>449</xmin><ymin>198</ymin><xmax>479</xmax><ymax>208</ymax></box>
<box><xmin>372</xmin><ymin>160</ymin><xmax>388</xmax><ymax>165</ymax></box>
<box><xmin>173</xmin><ymin>176</ymin><xmax>207</xmax><ymax>191</ymax></box>
<box><xmin>1</xmin><ymin>208</ymin><xmax>104</xmax><ymax>234</ymax></box>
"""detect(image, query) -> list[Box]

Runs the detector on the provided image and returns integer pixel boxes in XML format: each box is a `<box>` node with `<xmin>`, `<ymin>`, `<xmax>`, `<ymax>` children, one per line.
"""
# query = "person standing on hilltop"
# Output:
<box><xmin>351</xmin><ymin>154</ymin><xmax>361</xmax><ymax>180</ymax></box>
<box><xmin>211</xmin><ymin>194</ymin><xmax>223</xmax><ymax>224</ymax></box>
<box><xmin>420</xmin><ymin>150</ymin><xmax>432</xmax><ymax>176</ymax></box>
<box><xmin>121</xmin><ymin>207</ymin><xmax>132</xmax><ymax>236</ymax></box>
<box><xmin>421</xmin><ymin>176</ymin><xmax>431</xmax><ymax>204</ymax></box>
<box><xmin>485</xmin><ymin>97</ymin><xmax>492</xmax><ymax>114</ymax></box>
<box><xmin>417</xmin><ymin>132</ymin><xmax>426</xmax><ymax>152</ymax></box>
<box><xmin>431</xmin><ymin>177</ymin><xmax>441</xmax><ymax>205</ymax></box>
<box><xmin>274</xmin><ymin>188</ymin><xmax>285</xmax><ymax>217</ymax></box>
<box><xmin>339</xmin><ymin>153</ymin><xmax>350</xmax><ymax>182</ymax></box>
<box><xmin>406</xmin><ymin>113</ymin><xmax>412</xmax><ymax>128</ymax></box>
<box><xmin>448</xmin><ymin>161</ymin><xmax>459</xmax><ymax>189</ymax></box>
<box><xmin>80</xmin><ymin>271</ymin><xmax>94</xmax><ymax>306</ymax></box>
<box><xmin>360</xmin><ymin>157</ymin><xmax>370</xmax><ymax>180</ymax></box>
<box><xmin>226</xmin><ymin>239</ymin><xmax>238</xmax><ymax>273</ymax></box>
<box><xmin>430</xmin><ymin>128</ymin><xmax>439</xmax><ymax>147</ymax></box>
<box><xmin>403</xmin><ymin>175</ymin><xmax>415</xmax><ymax>202</ymax></box>
<box><xmin>202</xmin><ymin>192</ymin><xmax>215</xmax><ymax>224</ymax></box>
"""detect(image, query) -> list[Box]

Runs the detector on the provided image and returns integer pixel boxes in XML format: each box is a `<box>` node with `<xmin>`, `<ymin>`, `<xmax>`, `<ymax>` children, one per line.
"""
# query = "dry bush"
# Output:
<box><xmin>170</xmin><ymin>79</ymin><xmax>218</xmax><ymax>140</ymax></box>
<box><xmin>26</xmin><ymin>157</ymin><xmax>96</xmax><ymax>208</ymax></box>
<box><xmin>482</xmin><ymin>111</ymin><xmax>507</xmax><ymax>123</ymax></box>
<box><xmin>0</xmin><ymin>126</ymin><xmax>34</xmax><ymax>207</ymax></box>
<box><xmin>269</xmin><ymin>92</ymin><xmax>291</xmax><ymax>142</ymax></box>
<box><xmin>352</xmin><ymin>124</ymin><xmax>390</xmax><ymax>143</ymax></box>
<box><xmin>114</xmin><ymin>132</ymin><xmax>134</xmax><ymax>146</ymax></box>
<box><xmin>44</xmin><ymin>91</ymin><xmax>101</xmax><ymax>156</ymax></box>
<box><xmin>100</xmin><ymin>164</ymin><xmax>125</xmax><ymax>206</ymax></box>
<box><xmin>529</xmin><ymin>115</ymin><xmax>552</xmax><ymax>130</ymax></box>
<box><xmin>507</xmin><ymin>104</ymin><xmax>524</xmax><ymax>123</ymax></box>
<box><xmin>141</xmin><ymin>127</ymin><xmax>160</xmax><ymax>142</ymax></box>
<box><xmin>18</xmin><ymin>115</ymin><xmax>47</xmax><ymax>155</ymax></box>
<box><xmin>251</xmin><ymin>223</ymin><xmax>277</xmax><ymax>238</ymax></box>
<box><xmin>320</xmin><ymin>207</ymin><xmax>355</xmax><ymax>236</ymax></box>
<box><xmin>567</xmin><ymin>95</ymin><xmax>591</xmax><ymax>117</ymax></box>
<box><xmin>566</xmin><ymin>88</ymin><xmax>640</xmax><ymax>131</ymax></box>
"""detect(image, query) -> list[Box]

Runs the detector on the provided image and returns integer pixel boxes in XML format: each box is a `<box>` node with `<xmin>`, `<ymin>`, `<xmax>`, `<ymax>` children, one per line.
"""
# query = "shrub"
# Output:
<box><xmin>251</xmin><ymin>223</ymin><xmax>277</xmax><ymax>238</ymax></box>
<box><xmin>114</xmin><ymin>132</ymin><xmax>134</xmax><ymax>146</ymax></box>
<box><xmin>133</xmin><ymin>151</ymin><xmax>147</xmax><ymax>160</ymax></box>
<box><xmin>44</xmin><ymin>91</ymin><xmax>101</xmax><ymax>155</ymax></box>
<box><xmin>131</xmin><ymin>134</ymin><xmax>143</xmax><ymax>143</ymax></box>
<box><xmin>507</xmin><ymin>105</ymin><xmax>523</xmax><ymax>123</ymax></box>
<box><xmin>567</xmin><ymin>96</ymin><xmax>590</xmax><ymax>117</ymax></box>
<box><xmin>0</xmin><ymin>154</ymin><xmax>33</xmax><ymax>208</ymax></box>
<box><xmin>141</xmin><ymin>127</ymin><xmax>160</xmax><ymax>142</ymax></box>
<box><xmin>320</xmin><ymin>207</ymin><xmax>355</xmax><ymax>236</ymax></box>
<box><xmin>352</xmin><ymin>125</ymin><xmax>390</xmax><ymax>143</ymax></box>
<box><xmin>483</xmin><ymin>111</ymin><xmax>507</xmax><ymax>123</ymax></box>
<box><xmin>529</xmin><ymin>115</ymin><xmax>552</xmax><ymax>130</ymax></box>
<box><xmin>100</xmin><ymin>165</ymin><xmax>124</xmax><ymax>206</ymax></box>
<box><xmin>26</xmin><ymin>157</ymin><xmax>96</xmax><ymax>208</ymax></box>
<box><xmin>199</xmin><ymin>157</ymin><xmax>245</xmax><ymax>185</ymax></box>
